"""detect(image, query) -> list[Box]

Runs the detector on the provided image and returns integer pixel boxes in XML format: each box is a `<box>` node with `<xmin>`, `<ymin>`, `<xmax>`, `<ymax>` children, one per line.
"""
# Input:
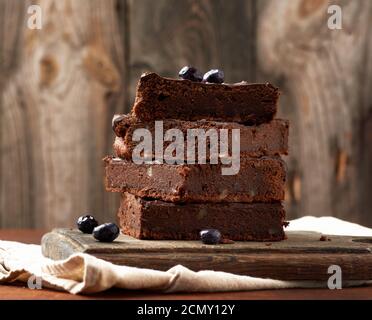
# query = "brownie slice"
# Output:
<box><xmin>113</xmin><ymin>115</ymin><xmax>289</xmax><ymax>160</ymax></box>
<box><xmin>118</xmin><ymin>193</ymin><xmax>287</xmax><ymax>241</ymax></box>
<box><xmin>104</xmin><ymin>156</ymin><xmax>286</xmax><ymax>203</ymax></box>
<box><xmin>131</xmin><ymin>72</ymin><xmax>279</xmax><ymax>125</ymax></box>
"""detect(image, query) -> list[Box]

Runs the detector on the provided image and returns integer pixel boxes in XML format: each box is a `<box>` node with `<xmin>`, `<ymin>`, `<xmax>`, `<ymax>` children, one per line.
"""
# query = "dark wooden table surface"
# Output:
<box><xmin>1</xmin><ymin>229</ymin><xmax>372</xmax><ymax>300</ymax></box>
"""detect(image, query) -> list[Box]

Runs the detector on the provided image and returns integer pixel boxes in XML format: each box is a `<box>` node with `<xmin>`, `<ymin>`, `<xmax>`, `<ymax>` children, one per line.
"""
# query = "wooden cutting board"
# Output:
<box><xmin>41</xmin><ymin>228</ymin><xmax>372</xmax><ymax>281</ymax></box>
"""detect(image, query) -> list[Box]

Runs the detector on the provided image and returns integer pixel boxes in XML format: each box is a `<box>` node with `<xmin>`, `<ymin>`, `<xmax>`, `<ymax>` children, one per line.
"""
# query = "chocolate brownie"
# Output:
<box><xmin>118</xmin><ymin>193</ymin><xmax>287</xmax><ymax>241</ymax></box>
<box><xmin>131</xmin><ymin>72</ymin><xmax>279</xmax><ymax>125</ymax></box>
<box><xmin>104</xmin><ymin>156</ymin><xmax>286</xmax><ymax>203</ymax></box>
<box><xmin>113</xmin><ymin>115</ymin><xmax>289</xmax><ymax>160</ymax></box>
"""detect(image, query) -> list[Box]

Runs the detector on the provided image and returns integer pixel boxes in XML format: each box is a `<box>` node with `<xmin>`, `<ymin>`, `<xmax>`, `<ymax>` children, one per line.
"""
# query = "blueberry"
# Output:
<box><xmin>178</xmin><ymin>66</ymin><xmax>203</xmax><ymax>82</ymax></box>
<box><xmin>77</xmin><ymin>215</ymin><xmax>99</xmax><ymax>234</ymax></box>
<box><xmin>112</xmin><ymin>114</ymin><xmax>125</xmax><ymax>134</ymax></box>
<box><xmin>200</xmin><ymin>229</ymin><xmax>222</xmax><ymax>245</ymax></box>
<box><xmin>202</xmin><ymin>69</ymin><xmax>224</xmax><ymax>84</ymax></box>
<box><xmin>93</xmin><ymin>223</ymin><xmax>120</xmax><ymax>242</ymax></box>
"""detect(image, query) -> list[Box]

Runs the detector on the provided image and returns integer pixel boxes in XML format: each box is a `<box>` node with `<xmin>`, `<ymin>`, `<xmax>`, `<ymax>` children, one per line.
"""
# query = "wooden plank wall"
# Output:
<box><xmin>258</xmin><ymin>0</ymin><xmax>372</xmax><ymax>226</ymax></box>
<box><xmin>0</xmin><ymin>0</ymin><xmax>126</xmax><ymax>228</ymax></box>
<box><xmin>0</xmin><ymin>0</ymin><xmax>371</xmax><ymax>229</ymax></box>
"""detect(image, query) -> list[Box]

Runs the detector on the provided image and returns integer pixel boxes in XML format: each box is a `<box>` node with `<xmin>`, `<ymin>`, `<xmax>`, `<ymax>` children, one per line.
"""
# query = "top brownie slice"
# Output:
<box><xmin>131</xmin><ymin>72</ymin><xmax>279</xmax><ymax>125</ymax></box>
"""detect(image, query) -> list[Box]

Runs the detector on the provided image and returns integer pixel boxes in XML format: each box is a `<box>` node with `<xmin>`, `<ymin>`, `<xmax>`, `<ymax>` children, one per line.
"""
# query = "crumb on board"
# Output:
<box><xmin>220</xmin><ymin>238</ymin><xmax>235</xmax><ymax>244</ymax></box>
<box><xmin>319</xmin><ymin>235</ymin><xmax>332</xmax><ymax>241</ymax></box>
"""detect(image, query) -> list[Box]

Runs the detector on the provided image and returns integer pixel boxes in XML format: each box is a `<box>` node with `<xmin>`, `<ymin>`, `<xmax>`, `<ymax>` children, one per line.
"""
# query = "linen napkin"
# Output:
<box><xmin>0</xmin><ymin>216</ymin><xmax>371</xmax><ymax>294</ymax></box>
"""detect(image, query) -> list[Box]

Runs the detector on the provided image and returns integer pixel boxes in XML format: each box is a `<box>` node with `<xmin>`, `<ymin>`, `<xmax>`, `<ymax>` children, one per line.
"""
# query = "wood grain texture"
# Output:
<box><xmin>42</xmin><ymin>228</ymin><xmax>372</xmax><ymax>281</ymax></box>
<box><xmin>0</xmin><ymin>0</ymin><xmax>126</xmax><ymax>228</ymax></box>
<box><xmin>258</xmin><ymin>0</ymin><xmax>372</xmax><ymax>224</ymax></box>
<box><xmin>0</xmin><ymin>0</ymin><xmax>29</xmax><ymax>227</ymax></box>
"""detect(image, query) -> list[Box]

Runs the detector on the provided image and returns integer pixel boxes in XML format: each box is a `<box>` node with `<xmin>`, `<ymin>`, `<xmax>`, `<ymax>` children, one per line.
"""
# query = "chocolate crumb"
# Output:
<box><xmin>265</xmin><ymin>243</ymin><xmax>272</xmax><ymax>246</ymax></box>
<box><xmin>320</xmin><ymin>235</ymin><xmax>331</xmax><ymax>241</ymax></box>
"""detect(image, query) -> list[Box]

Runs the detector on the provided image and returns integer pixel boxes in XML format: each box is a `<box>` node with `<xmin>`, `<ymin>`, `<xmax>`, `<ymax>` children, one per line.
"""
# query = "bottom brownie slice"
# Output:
<box><xmin>118</xmin><ymin>193</ymin><xmax>287</xmax><ymax>241</ymax></box>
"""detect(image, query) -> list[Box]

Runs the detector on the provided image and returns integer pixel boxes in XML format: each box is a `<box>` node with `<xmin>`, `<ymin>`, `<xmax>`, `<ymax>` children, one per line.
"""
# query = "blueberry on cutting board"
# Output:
<box><xmin>93</xmin><ymin>223</ymin><xmax>120</xmax><ymax>242</ymax></box>
<box><xmin>200</xmin><ymin>229</ymin><xmax>222</xmax><ymax>245</ymax></box>
<box><xmin>77</xmin><ymin>215</ymin><xmax>99</xmax><ymax>234</ymax></box>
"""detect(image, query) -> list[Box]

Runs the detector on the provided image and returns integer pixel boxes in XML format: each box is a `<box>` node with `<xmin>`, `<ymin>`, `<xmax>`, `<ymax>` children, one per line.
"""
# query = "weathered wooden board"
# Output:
<box><xmin>0</xmin><ymin>0</ymin><xmax>125</xmax><ymax>229</ymax></box>
<box><xmin>258</xmin><ymin>0</ymin><xmax>372</xmax><ymax>224</ymax></box>
<box><xmin>42</xmin><ymin>229</ymin><xmax>372</xmax><ymax>281</ymax></box>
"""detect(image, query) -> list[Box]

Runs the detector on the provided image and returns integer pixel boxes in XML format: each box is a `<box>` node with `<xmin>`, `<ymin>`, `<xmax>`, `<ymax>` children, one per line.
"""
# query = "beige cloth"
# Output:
<box><xmin>1</xmin><ymin>216</ymin><xmax>372</xmax><ymax>294</ymax></box>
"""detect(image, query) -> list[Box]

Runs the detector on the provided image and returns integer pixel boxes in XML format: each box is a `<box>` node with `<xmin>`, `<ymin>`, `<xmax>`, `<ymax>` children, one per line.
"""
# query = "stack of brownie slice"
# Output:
<box><xmin>104</xmin><ymin>72</ymin><xmax>289</xmax><ymax>241</ymax></box>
